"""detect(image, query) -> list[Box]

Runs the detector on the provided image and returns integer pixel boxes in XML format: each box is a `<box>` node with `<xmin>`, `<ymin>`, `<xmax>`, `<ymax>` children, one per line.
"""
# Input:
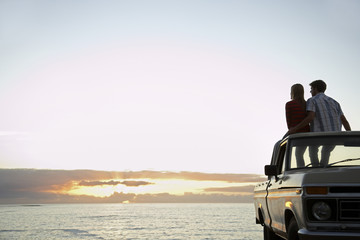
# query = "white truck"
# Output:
<box><xmin>254</xmin><ymin>131</ymin><xmax>360</xmax><ymax>240</ymax></box>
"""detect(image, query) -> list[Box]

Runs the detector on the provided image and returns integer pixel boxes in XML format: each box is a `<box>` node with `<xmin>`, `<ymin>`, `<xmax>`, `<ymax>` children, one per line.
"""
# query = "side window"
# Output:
<box><xmin>276</xmin><ymin>142</ymin><xmax>287</xmax><ymax>174</ymax></box>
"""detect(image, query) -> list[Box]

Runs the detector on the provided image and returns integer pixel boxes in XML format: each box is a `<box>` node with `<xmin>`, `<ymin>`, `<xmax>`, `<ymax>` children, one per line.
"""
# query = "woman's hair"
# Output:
<box><xmin>291</xmin><ymin>84</ymin><xmax>306</xmax><ymax>109</ymax></box>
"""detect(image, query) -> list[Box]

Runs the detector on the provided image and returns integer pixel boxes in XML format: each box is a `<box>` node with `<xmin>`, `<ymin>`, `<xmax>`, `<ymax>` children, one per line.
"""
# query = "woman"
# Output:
<box><xmin>285</xmin><ymin>84</ymin><xmax>310</xmax><ymax>167</ymax></box>
<box><xmin>286</xmin><ymin>84</ymin><xmax>310</xmax><ymax>133</ymax></box>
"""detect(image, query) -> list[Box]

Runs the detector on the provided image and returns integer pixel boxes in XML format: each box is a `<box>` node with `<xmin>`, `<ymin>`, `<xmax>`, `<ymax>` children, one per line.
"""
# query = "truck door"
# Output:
<box><xmin>266</xmin><ymin>140</ymin><xmax>287</xmax><ymax>234</ymax></box>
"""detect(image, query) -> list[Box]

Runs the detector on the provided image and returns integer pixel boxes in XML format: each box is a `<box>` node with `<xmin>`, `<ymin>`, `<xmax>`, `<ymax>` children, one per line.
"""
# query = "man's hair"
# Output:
<box><xmin>310</xmin><ymin>80</ymin><xmax>327</xmax><ymax>93</ymax></box>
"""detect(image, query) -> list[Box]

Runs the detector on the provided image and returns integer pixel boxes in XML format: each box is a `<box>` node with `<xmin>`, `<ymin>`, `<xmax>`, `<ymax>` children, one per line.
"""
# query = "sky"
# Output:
<box><xmin>1</xmin><ymin>0</ymin><xmax>360</xmax><ymax>203</ymax></box>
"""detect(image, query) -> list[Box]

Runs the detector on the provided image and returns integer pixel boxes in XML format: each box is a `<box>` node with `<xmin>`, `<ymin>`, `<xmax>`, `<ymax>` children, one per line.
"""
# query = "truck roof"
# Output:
<box><xmin>287</xmin><ymin>131</ymin><xmax>360</xmax><ymax>140</ymax></box>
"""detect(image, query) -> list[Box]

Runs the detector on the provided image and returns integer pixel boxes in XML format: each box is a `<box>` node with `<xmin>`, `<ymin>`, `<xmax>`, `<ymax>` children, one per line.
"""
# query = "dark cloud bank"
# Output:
<box><xmin>78</xmin><ymin>180</ymin><xmax>154</xmax><ymax>187</ymax></box>
<box><xmin>0</xmin><ymin>169</ymin><xmax>265</xmax><ymax>204</ymax></box>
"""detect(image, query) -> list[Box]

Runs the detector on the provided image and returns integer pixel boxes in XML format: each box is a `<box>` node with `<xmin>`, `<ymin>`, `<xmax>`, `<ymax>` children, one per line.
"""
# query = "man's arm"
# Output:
<box><xmin>287</xmin><ymin>111</ymin><xmax>315</xmax><ymax>135</ymax></box>
<box><xmin>341</xmin><ymin>115</ymin><xmax>351</xmax><ymax>131</ymax></box>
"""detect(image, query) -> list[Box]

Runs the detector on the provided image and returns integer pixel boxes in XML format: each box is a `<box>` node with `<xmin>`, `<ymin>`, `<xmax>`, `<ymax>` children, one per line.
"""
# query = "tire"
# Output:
<box><xmin>287</xmin><ymin>218</ymin><xmax>299</xmax><ymax>240</ymax></box>
<box><xmin>263</xmin><ymin>225</ymin><xmax>282</xmax><ymax>240</ymax></box>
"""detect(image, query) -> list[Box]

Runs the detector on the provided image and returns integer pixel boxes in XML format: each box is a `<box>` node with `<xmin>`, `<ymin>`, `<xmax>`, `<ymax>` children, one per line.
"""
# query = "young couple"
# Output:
<box><xmin>285</xmin><ymin>80</ymin><xmax>351</xmax><ymax>167</ymax></box>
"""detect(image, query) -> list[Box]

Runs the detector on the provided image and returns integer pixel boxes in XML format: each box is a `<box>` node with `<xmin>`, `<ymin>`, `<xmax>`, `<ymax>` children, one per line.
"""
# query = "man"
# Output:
<box><xmin>288</xmin><ymin>80</ymin><xmax>351</xmax><ymax>133</ymax></box>
<box><xmin>288</xmin><ymin>80</ymin><xmax>351</xmax><ymax>166</ymax></box>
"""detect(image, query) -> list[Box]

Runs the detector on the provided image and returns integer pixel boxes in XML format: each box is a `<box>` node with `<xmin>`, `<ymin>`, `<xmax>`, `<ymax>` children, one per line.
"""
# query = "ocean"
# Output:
<box><xmin>0</xmin><ymin>203</ymin><xmax>262</xmax><ymax>240</ymax></box>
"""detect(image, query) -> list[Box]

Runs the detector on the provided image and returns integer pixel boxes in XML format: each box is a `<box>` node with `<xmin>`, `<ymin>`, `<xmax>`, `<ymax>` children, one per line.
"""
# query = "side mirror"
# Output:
<box><xmin>265</xmin><ymin>165</ymin><xmax>278</xmax><ymax>176</ymax></box>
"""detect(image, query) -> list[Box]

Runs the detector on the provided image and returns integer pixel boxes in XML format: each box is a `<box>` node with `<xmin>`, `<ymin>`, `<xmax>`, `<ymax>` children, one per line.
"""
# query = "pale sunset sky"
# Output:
<box><xmin>1</xmin><ymin>0</ymin><xmax>360</xmax><ymax>203</ymax></box>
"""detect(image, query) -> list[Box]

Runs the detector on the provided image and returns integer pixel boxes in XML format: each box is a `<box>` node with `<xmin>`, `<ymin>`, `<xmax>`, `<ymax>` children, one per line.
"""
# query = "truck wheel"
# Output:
<box><xmin>264</xmin><ymin>225</ymin><xmax>282</xmax><ymax>240</ymax></box>
<box><xmin>287</xmin><ymin>218</ymin><xmax>299</xmax><ymax>240</ymax></box>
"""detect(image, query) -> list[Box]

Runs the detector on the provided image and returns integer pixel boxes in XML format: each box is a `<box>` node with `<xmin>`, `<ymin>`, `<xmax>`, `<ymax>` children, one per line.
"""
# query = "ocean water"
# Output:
<box><xmin>0</xmin><ymin>203</ymin><xmax>262</xmax><ymax>240</ymax></box>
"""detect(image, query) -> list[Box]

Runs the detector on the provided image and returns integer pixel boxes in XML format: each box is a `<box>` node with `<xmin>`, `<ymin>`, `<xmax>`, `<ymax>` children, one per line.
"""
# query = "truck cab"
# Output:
<box><xmin>254</xmin><ymin>131</ymin><xmax>360</xmax><ymax>240</ymax></box>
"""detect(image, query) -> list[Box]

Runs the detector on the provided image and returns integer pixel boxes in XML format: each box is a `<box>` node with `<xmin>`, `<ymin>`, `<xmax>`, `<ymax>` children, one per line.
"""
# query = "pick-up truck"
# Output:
<box><xmin>254</xmin><ymin>131</ymin><xmax>360</xmax><ymax>240</ymax></box>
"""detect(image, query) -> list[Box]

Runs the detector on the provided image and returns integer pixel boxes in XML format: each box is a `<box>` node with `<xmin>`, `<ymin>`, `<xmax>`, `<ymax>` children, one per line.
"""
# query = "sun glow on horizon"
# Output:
<box><xmin>62</xmin><ymin>179</ymin><xmax>255</xmax><ymax>198</ymax></box>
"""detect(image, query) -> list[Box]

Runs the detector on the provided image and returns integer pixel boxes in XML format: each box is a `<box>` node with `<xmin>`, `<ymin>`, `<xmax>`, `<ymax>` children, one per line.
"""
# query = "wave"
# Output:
<box><xmin>0</xmin><ymin>230</ymin><xmax>26</xmax><ymax>233</ymax></box>
<box><xmin>55</xmin><ymin>229</ymin><xmax>104</xmax><ymax>239</ymax></box>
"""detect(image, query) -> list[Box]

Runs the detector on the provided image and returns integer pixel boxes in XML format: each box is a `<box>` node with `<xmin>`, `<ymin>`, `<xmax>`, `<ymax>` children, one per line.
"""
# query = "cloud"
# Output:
<box><xmin>121</xmin><ymin>171</ymin><xmax>265</xmax><ymax>183</ymax></box>
<box><xmin>0</xmin><ymin>169</ymin><xmax>264</xmax><ymax>203</ymax></box>
<box><xmin>121</xmin><ymin>181</ymin><xmax>154</xmax><ymax>187</ymax></box>
<box><xmin>0</xmin><ymin>169</ymin><xmax>265</xmax><ymax>189</ymax></box>
<box><xmin>78</xmin><ymin>180</ymin><xmax>154</xmax><ymax>187</ymax></box>
<box><xmin>79</xmin><ymin>180</ymin><xmax>121</xmax><ymax>186</ymax></box>
<box><xmin>132</xmin><ymin>192</ymin><xmax>253</xmax><ymax>203</ymax></box>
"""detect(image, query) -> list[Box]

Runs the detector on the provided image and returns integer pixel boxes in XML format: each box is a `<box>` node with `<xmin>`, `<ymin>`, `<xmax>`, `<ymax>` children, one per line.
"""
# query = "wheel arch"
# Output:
<box><xmin>257</xmin><ymin>207</ymin><xmax>265</xmax><ymax>225</ymax></box>
<box><xmin>285</xmin><ymin>209</ymin><xmax>296</xmax><ymax>232</ymax></box>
